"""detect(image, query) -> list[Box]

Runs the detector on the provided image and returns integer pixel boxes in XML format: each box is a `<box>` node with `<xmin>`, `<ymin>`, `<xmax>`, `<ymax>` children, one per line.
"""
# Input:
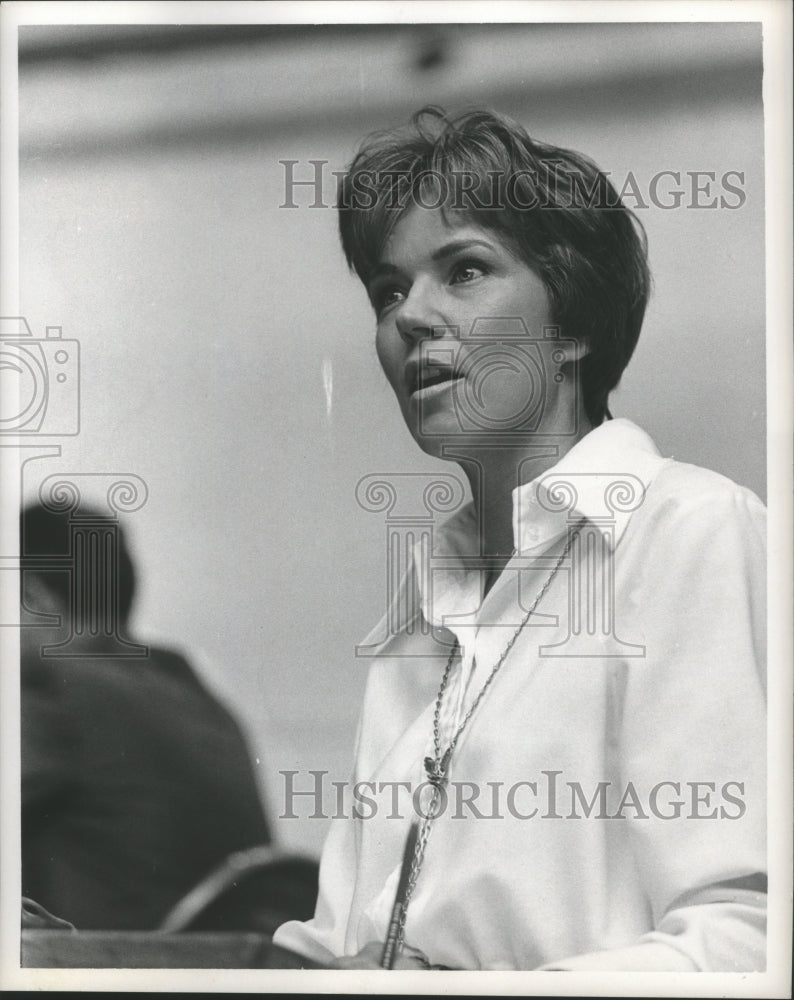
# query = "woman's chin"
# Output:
<box><xmin>410</xmin><ymin>422</ymin><xmax>488</xmax><ymax>460</ymax></box>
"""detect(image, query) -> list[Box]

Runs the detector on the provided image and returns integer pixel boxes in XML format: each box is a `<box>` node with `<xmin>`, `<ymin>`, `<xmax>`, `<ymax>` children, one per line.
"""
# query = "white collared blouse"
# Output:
<box><xmin>274</xmin><ymin>419</ymin><xmax>766</xmax><ymax>970</ymax></box>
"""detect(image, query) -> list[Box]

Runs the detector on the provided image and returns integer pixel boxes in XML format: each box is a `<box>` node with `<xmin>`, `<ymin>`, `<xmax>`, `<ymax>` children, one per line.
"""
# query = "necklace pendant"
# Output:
<box><xmin>423</xmin><ymin>755</ymin><xmax>445</xmax><ymax>788</ymax></box>
<box><xmin>424</xmin><ymin>748</ymin><xmax>451</xmax><ymax>788</ymax></box>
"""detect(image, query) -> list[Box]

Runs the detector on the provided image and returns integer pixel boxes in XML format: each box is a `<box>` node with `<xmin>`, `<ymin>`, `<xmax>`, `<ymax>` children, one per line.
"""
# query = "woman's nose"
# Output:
<box><xmin>394</xmin><ymin>280</ymin><xmax>444</xmax><ymax>342</ymax></box>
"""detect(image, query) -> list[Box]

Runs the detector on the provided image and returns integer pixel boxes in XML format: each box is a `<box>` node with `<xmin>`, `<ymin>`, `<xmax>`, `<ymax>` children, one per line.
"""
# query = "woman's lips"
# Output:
<box><xmin>410</xmin><ymin>375</ymin><xmax>465</xmax><ymax>399</ymax></box>
<box><xmin>405</xmin><ymin>356</ymin><xmax>463</xmax><ymax>396</ymax></box>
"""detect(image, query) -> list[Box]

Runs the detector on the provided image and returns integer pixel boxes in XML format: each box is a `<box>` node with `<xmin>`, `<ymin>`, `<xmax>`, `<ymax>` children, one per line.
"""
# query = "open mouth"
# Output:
<box><xmin>419</xmin><ymin>366</ymin><xmax>458</xmax><ymax>391</ymax></box>
<box><xmin>407</xmin><ymin>359</ymin><xmax>463</xmax><ymax>395</ymax></box>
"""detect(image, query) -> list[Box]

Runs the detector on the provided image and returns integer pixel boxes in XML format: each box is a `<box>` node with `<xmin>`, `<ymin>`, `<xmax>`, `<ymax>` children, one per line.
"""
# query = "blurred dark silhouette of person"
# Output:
<box><xmin>19</xmin><ymin>501</ymin><xmax>273</xmax><ymax>931</ymax></box>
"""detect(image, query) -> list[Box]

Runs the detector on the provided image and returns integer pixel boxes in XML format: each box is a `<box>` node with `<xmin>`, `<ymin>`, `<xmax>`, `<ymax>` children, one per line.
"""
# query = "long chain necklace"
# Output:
<box><xmin>396</xmin><ymin>519</ymin><xmax>585</xmax><ymax>952</ymax></box>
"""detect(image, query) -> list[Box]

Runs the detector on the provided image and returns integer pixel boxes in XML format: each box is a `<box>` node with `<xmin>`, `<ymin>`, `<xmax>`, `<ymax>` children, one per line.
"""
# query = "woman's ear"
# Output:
<box><xmin>567</xmin><ymin>338</ymin><xmax>590</xmax><ymax>362</ymax></box>
<box><xmin>551</xmin><ymin>337</ymin><xmax>589</xmax><ymax>382</ymax></box>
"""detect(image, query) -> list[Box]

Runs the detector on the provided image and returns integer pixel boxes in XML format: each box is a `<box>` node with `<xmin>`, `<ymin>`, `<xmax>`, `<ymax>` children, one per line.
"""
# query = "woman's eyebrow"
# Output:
<box><xmin>368</xmin><ymin>261</ymin><xmax>400</xmax><ymax>283</ymax></box>
<box><xmin>430</xmin><ymin>238</ymin><xmax>496</xmax><ymax>262</ymax></box>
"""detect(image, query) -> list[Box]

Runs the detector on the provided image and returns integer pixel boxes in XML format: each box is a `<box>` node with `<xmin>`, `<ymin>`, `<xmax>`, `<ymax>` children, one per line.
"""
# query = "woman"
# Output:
<box><xmin>274</xmin><ymin>108</ymin><xmax>766</xmax><ymax>970</ymax></box>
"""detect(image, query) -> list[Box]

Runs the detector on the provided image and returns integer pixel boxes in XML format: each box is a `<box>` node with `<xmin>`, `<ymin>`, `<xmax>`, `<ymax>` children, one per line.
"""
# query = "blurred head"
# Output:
<box><xmin>19</xmin><ymin>503</ymin><xmax>136</xmax><ymax>654</ymax></box>
<box><xmin>338</xmin><ymin>107</ymin><xmax>651</xmax><ymax>427</ymax></box>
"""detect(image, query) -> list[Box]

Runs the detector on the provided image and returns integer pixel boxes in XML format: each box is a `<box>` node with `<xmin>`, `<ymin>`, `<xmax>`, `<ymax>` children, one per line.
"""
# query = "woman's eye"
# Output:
<box><xmin>373</xmin><ymin>287</ymin><xmax>405</xmax><ymax>315</ymax></box>
<box><xmin>451</xmin><ymin>261</ymin><xmax>487</xmax><ymax>284</ymax></box>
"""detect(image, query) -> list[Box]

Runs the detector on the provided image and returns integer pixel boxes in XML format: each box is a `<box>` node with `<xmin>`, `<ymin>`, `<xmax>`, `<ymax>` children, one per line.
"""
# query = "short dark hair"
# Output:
<box><xmin>338</xmin><ymin>106</ymin><xmax>651</xmax><ymax>425</ymax></box>
<box><xmin>20</xmin><ymin>502</ymin><xmax>136</xmax><ymax>625</ymax></box>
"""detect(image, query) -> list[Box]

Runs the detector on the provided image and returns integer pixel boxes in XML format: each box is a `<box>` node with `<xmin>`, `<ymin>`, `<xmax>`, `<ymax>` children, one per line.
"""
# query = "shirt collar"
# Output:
<box><xmin>360</xmin><ymin>419</ymin><xmax>668</xmax><ymax>643</ymax></box>
<box><xmin>513</xmin><ymin>417</ymin><xmax>667</xmax><ymax>554</ymax></box>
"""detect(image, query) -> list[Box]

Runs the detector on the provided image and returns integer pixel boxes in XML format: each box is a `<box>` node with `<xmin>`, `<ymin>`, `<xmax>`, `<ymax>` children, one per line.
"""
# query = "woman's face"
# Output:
<box><xmin>368</xmin><ymin>206</ymin><xmax>569</xmax><ymax>456</ymax></box>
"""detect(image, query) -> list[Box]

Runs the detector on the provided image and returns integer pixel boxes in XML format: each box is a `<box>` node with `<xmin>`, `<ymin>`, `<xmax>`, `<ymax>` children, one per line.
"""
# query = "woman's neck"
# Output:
<box><xmin>453</xmin><ymin>416</ymin><xmax>594</xmax><ymax>591</ymax></box>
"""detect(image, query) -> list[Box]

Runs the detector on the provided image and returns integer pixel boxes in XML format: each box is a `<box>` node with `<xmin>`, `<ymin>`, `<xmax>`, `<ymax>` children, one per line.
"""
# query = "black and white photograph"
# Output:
<box><xmin>1</xmin><ymin>1</ymin><xmax>791</xmax><ymax>994</ymax></box>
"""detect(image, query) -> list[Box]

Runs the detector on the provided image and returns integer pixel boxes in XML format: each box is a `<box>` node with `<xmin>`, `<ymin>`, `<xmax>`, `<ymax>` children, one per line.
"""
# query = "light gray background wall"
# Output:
<box><xmin>17</xmin><ymin>22</ymin><xmax>765</xmax><ymax>854</ymax></box>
